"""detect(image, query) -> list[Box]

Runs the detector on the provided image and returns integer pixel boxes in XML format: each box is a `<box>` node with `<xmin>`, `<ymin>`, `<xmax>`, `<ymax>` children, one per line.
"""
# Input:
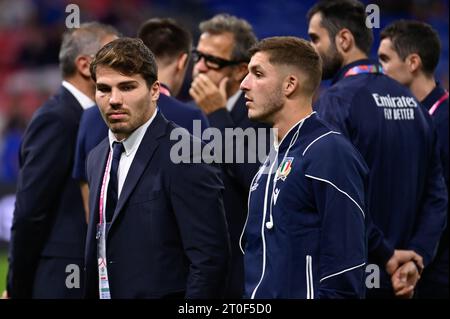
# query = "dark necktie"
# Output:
<box><xmin>105</xmin><ymin>141</ymin><xmax>124</xmax><ymax>223</ymax></box>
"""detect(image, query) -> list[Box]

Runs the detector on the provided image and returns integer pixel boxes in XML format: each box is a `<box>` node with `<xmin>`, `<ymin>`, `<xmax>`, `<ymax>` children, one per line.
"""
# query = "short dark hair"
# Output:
<box><xmin>199</xmin><ymin>13</ymin><xmax>257</xmax><ymax>62</ymax></box>
<box><xmin>59</xmin><ymin>22</ymin><xmax>120</xmax><ymax>78</ymax></box>
<box><xmin>307</xmin><ymin>0</ymin><xmax>373</xmax><ymax>55</ymax></box>
<box><xmin>90</xmin><ymin>37</ymin><xmax>158</xmax><ymax>87</ymax></box>
<box><xmin>249</xmin><ymin>36</ymin><xmax>322</xmax><ymax>96</ymax></box>
<box><xmin>380</xmin><ymin>20</ymin><xmax>441</xmax><ymax>76</ymax></box>
<box><xmin>137</xmin><ymin>17</ymin><xmax>192</xmax><ymax>65</ymax></box>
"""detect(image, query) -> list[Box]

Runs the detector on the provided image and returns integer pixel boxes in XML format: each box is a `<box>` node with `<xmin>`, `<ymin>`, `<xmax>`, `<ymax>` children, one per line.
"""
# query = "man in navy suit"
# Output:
<box><xmin>73</xmin><ymin>18</ymin><xmax>209</xmax><ymax>221</ymax></box>
<box><xmin>84</xmin><ymin>38</ymin><xmax>230</xmax><ymax>298</ymax></box>
<box><xmin>189</xmin><ymin>14</ymin><xmax>271</xmax><ymax>298</ymax></box>
<box><xmin>7</xmin><ymin>22</ymin><xmax>119</xmax><ymax>298</ymax></box>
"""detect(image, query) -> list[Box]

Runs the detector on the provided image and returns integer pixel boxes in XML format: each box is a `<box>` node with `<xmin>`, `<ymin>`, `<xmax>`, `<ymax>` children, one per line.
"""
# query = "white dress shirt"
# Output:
<box><xmin>62</xmin><ymin>80</ymin><xmax>95</xmax><ymax>110</ymax></box>
<box><xmin>107</xmin><ymin>109</ymin><xmax>158</xmax><ymax>197</ymax></box>
<box><xmin>226</xmin><ymin>90</ymin><xmax>242</xmax><ymax>112</ymax></box>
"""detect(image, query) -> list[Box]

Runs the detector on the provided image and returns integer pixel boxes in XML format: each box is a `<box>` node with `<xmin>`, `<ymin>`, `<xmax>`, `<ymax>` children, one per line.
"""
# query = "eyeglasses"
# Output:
<box><xmin>191</xmin><ymin>49</ymin><xmax>243</xmax><ymax>70</ymax></box>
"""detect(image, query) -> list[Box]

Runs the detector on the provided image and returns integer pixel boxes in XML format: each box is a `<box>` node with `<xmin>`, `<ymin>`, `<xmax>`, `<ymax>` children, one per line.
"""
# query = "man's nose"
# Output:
<box><xmin>240</xmin><ymin>74</ymin><xmax>250</xmax><ymax>91</ymax></box>
<box><xmin>194</xmin><ymin>57</ymin><xmax>209</xmax><ymax>73</ymax></box>
<box><xmin>109</xmin><ymin>88</ymin><xmax>123</xmax><ymax>106</ymax></box>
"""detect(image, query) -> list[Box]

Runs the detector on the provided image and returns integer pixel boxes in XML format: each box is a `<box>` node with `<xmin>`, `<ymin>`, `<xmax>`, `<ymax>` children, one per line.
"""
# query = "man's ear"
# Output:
<box><xmin>284</xmin><ymin>74</ymin><xmax>299</xmax><ymax>97</ymax></box>
<box><xmin>151</xmin><ymin>80</ymin><xmax>160</xmax><ymax>102</ymax></box>
<box><xmin>406</xmin><ymin>53</ymin><xmax>422</xmax><ymax>74</ymax></box>
<box><xmin>75</xmin><ymin>55</ymin><xmax>92</xmax><ymax>78</ymax></box>
<box><xmin>335</xmin><ymin>28</ymin><xmax>353</xmax><ymax>53</ymax></box>
<box><xmin>176</xmin><ymin>52</ymin><xmax>189</xmax><ymax>72</ymax></box>
<box><xmin>232</xmin><ymin>63</ymin><xmax>250</xmax><ymax>82</ymax></box>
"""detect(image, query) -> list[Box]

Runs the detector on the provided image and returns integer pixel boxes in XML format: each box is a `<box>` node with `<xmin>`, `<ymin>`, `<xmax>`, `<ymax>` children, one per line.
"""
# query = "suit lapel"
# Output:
<box><xmin>60</xmin><ymin>86</ymin><xmax>84</xmax><ymax>120</ymax></box>
<box><xmin>109</xmin><ymin>112</ymin><xmax>167</xmax><ymax>228</ymax></box>
<box><xmin>89</xmin><ymin>139</ymin><xmax>110</xmax><ymax>226</ymax></box>
<box><xmin>86</xmin><ymin>139</ymin><xmax>109</xmax><ymax>270</ymax></box>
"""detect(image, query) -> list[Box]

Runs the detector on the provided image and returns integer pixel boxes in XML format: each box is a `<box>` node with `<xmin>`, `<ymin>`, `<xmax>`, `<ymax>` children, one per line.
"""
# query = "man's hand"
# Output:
<box><xmin>386</xmin><ymin>249</ymin><xmax>424</xmax><ymax>275</ymax></box>
<box><xmin>391</xmin><ymin>261</ymin><xmax>420</xmax><ymax>299</ymax></box>
<box><xmin>1</xmin><ymin>290</ymin><xmax>8</xmax><ymax>299</ymax></box>
<box><xmin>190</xmin><ymin>74</ymin><xmax>228</xmax><ymax>114</ymax></box>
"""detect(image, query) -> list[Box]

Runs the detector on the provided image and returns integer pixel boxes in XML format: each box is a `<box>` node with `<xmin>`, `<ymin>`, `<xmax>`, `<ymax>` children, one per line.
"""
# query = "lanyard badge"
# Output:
<box><xmin>97</xmin><ymin>151</ymin><xmax>113</xmax><ymax>299</ymax></box>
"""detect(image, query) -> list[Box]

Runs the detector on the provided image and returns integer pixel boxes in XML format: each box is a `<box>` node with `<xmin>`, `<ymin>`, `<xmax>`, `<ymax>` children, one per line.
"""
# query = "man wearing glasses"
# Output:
<box><xmin>189</xmin><ymin>14</ymin><xmax>271</xmax><ymax>298</ymax></box>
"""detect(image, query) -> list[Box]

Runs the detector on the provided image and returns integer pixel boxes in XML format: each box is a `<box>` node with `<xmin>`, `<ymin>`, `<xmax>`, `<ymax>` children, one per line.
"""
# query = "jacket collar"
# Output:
<box><xmin>275</xmin><ymin>112</ymin><xmax>316</xmax><ymax>153</ymax></box>
<box><xmin>110</xmin><ymin>111</ymin><xmax>167</xmax><ymax>227</ymax></box>
<box><xmin>332</xmin><ymin>59</ymin><xmax>378</xmax><ymax>84</ymax></box>
<box><xmin>421</xmin><ymin>81</ymin><xmax>447</xmax><ymax>110</ymax></box>
<box><xmin>89</xmin><ymin>112</ymin><xmax>169</xmax><ymax>236</ymax></box>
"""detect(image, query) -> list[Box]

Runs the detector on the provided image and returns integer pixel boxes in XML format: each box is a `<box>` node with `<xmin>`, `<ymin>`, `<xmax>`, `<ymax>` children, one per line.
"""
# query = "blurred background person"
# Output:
<box><xmin>378</xmin><ymin>20</ymin><xmax>449</xmax><ymax>298</ymax></box>
<box><xmin>307</xmin><ymin>0</ymin><xmax>447</xmax><ymax>298</ymax></box>
<box><xmin>189</xmin><ymin>13</ymin><xmax>271</xmax><ymax>298</ymax></box>
<box><xmin>6</xmin><ymin>22</ymin><xmax>118</xmax><ymax>299</ymax></box>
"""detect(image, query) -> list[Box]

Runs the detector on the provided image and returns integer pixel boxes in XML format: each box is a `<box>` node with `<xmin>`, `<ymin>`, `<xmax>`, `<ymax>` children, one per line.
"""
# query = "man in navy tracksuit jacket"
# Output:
<box><xmin>308</xmin><ymin>1</ymin><xmax>447</xmax><ymax>297</ymax></box>
<box><xmin>241</xmin><ymin>37</ymin><xmax>368</xmax><ymax>299</ymax></box>
<box><xmin>378</xmin><ymin>20</ymin><xmax>449</xmax><ymax>298</ymax></box>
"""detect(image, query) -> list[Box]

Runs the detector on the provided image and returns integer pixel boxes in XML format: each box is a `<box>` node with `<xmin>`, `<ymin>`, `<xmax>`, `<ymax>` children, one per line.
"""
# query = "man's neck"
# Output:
<box><xmin>64</xmin><ymin>76</ymin><xmax>95</xmax><ymax>100</ymax></box>
<box><xmin>158</xmin><ymin>66</ymin><xmax>175</xmax><ymax>95</ymax></box>
<box><xmin>274</xmin><ymin>99</ymin><xmax>313</xmax><ymax>143</ymax></box>
<box><xmin>341</xmin><ymin>50</ymin><xmax>368</xmax><ymax>69</ymax></box>
<box><xmin>409</xmin><ymin>74</ymin><xmax>436</xmax><ymax>102</ymax></box>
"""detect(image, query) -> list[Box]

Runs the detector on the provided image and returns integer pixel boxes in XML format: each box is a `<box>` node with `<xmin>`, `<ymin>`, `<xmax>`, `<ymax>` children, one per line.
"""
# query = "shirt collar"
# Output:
<box><xmin>226</xmin><ymin>90</ymin><xmax>242</xmax><ymax>112</ymax></box>
<box><xmin>108</xmin><ymin>108</ymin><xmax>158</xmax><ymax>156</ymax></box>
<box><xmin>420</xmin><ymin>81</ymin><xmax>446</xmax><ymax>110</ymax></box>
<box><xmin>62</xmin><ymin>80</ymin><xmax>95</xmax><ymax>110</ymax></box>
<box><xmin>331</xmin><ymin>59</ymin><xmax>377</xmax><ymax>84</ymax></box>
<box><xmin>274</xmin><ymin>111</ymin><xmax>316</xmax><ymax>153</ymax></box>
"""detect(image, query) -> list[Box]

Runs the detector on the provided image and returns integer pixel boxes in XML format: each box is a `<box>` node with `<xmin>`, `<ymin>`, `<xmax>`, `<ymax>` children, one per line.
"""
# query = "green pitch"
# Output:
<box><xmin>0</xmin><ymin>248</ymin><xmax>7</xmax><ymax>291</ymax></box>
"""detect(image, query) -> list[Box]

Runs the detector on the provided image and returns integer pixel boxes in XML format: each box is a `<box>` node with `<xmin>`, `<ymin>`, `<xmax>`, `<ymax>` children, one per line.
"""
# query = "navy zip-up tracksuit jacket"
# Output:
<box><xmin>314</xmin><ymin>60</ymin><xmax>447</xmax><ymax>294</ymax></box>
<box><xmin>418</xmin><ymin>82</ymin><xmax>449</xmax><ymax>297</ymax></box>
<box><xmin>244</xmin><ymin>112</ymin><xmax>368</xmax><ymax>298</ymax></box>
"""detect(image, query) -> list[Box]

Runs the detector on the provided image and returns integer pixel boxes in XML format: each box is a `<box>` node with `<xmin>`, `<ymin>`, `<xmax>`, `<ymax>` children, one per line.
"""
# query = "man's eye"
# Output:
<box><xmin>97</xmin><ymin>87</ymin><xmax>110</xmax><ymax>93</ymax></box>
<box><xmin>121</xmin><ymin>85</ymin><xmax>134</xmax><ymax>91</ymax></box>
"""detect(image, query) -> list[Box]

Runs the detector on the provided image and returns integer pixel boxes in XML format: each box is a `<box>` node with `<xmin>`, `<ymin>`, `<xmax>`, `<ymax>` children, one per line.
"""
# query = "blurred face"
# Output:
<box><xmin>85</xmin><ymin>34</ymin><xmax>119</xmax><ymax>77</ymax></box>
<box><xmin>95</xmin><ymin>66</ymin><xmax>159</xmax><ymax>140</ymax></box>
<box><xmin>308</xmin><ymin>12</ymin><xmax>343</xmax><ymax>79</ymax></box>
<box><xmin>378</xmin><ymin>38</ymin><xmax>413</xmax><ymax>86</ymax></box>
<box><xmin>192</xmin><ymin>32</ymin><xmax>237</xmax><ymax>87</ymax></box>
<box><xmin>240</xmin><ymin>52</ymin><xmax>284</xmax><ymax>124</ymax></box>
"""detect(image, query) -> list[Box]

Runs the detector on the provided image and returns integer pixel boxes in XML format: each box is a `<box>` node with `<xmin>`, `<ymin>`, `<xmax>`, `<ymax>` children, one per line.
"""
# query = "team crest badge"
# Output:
<box><xmin>276</xmin><ymin>157</ymin><xmax>294</xmax><ymax>181</ymax></box>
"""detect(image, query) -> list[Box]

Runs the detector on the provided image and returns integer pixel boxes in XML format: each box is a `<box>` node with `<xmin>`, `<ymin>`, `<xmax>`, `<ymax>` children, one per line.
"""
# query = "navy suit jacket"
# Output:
<box><xmin>73</xmin><ymin>93</ymin><xmax>209</xmax><ymax>181</ymax></box>
<box><xmin>204</xmin><ymin>93</ymin><xmax>271</xmax><ymax>297</ymax></box>
<box><xmin>8</xmin><ymin>86</ymin><xmax>86</xmax><ymax>298</ymax></box>
<box><xmin>84</xmin><ymin>111</ymin><xmax>230</xmax><ymax>298</ymax></box>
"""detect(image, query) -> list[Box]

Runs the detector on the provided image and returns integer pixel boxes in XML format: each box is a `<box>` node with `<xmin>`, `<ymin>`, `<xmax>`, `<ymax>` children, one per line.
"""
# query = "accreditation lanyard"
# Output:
<box><xmin>428</xmin><ymin>91</ymin><xmax>449</xmax><ymax>116</ymax></box>
<box><xmin>97</xmin><ymin>150</ymin><xmax>113</xmax><ymax>299</ymax></box>
<box><xmin>344</xmin><ymin>64</ymin><xmax>383</xmax><ymax>77</ymax></box>
<box><xmin>159</xmin><ymin>85</ymin><xmax>171</xmax><ymax>96</ymax></box>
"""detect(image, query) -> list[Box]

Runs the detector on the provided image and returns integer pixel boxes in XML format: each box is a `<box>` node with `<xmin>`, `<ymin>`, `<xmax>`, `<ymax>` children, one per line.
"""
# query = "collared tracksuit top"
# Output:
<box><xmin>244</xmin><ymin>112</ymin><xmax>369</xmax><ymax>298</ymax></box>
